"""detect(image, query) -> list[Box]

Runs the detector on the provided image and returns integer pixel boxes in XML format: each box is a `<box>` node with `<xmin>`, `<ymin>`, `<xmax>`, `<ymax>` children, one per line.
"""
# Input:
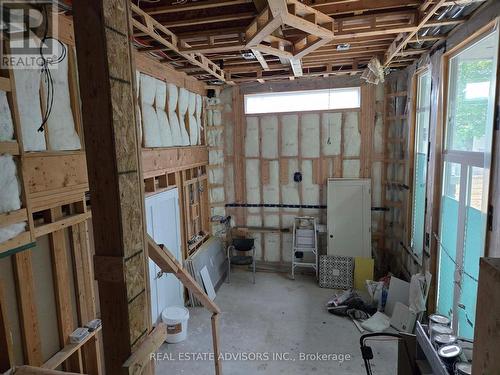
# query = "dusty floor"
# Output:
<box><xmin>155</xmin><ymin>270</ymin><xmax>397</xmax><ymax>375</ymax></box>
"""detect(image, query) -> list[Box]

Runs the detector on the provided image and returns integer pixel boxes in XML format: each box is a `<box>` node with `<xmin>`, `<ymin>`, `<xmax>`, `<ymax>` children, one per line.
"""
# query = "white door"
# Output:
<box><xmin>327</xmin><ymin>178</ymin><xmax>371</xmax><ymax>258</ymax></box>
<box><xmin>145</xmin><ymin>188</ymin><xmax>184</xmax><ymax>324</ymax></box>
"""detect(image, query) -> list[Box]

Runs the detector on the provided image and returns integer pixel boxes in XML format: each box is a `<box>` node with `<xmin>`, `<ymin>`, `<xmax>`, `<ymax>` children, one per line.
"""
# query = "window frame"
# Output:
<box><xmin>407</xmin><ymin>68</ymin><xmax>432</xmax><ymax>264</ymax></box>
<box><xmin>243</xmin><ymin>87</ymin><xmax>361</xmax><ymax>115</ymax></box>
<box><xmin>434</xmin><ymin>22</ymin><xmax>499</xmax><ymax>337</ymax></box>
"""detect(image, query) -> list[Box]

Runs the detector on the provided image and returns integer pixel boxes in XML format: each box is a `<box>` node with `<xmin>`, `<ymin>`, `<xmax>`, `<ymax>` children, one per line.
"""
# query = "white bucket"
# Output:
<box><xmin>162</xmin><ymin>306</ymin><xmax>190</xmax><ymax>343</ymax></box>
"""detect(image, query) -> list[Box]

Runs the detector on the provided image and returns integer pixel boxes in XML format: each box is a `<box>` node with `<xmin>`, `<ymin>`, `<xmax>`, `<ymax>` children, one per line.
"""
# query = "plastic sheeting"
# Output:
<box><xmin>13</xmin><ymin>68</ymin><xmax>46</xmax><ymax>151</ymax></box>
<box><xmin>177</xmin><ymin>88</ymin><xmax>190</xmax><ymax>145</ymax></box>
<box><xmin>0</xmin><ymin>91</ymin><xmax>14</xmax><ymax>141</ymax></box>
<box><xmin>43</xmin><ymin>47</ymin><xmax>81</xmax><ymax>150</ymax></box>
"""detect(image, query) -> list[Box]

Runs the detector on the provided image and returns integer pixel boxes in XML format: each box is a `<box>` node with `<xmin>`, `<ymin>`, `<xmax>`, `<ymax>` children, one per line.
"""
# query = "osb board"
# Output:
<box><xmin>142</xmin><ymin>146</ymin><xmax>208</xmax><ymax>177</ymax></box>
<box><xmin>23</xmin><ymin>152</ymin><xmax>89</xmax><ymax>195</ymax></box>
<box><xmin>135</xmin><ymin>53</ymin><xmax>206</xmax><ymax>96</ymax></box>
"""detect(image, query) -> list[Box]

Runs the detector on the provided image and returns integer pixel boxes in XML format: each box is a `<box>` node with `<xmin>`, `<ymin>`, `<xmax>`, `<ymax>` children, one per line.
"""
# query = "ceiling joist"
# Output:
<box><xmin>130</xmin><ymin>3</ymin><xmax>228</xmax><ymax>83</ymax></box>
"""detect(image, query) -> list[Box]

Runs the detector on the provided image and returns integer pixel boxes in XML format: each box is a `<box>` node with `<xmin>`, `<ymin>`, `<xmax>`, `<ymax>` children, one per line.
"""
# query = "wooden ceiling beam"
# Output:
<box><xmin>384</xmin><ymin>0</ymin><xmax>446</xmax><ymax>66</ymax></box>
<box><xmin>131</xmin><ymin>3</ymin><xmax>227</xmax><ymax>82</ymax></box>
<box><xmin>312</xmin><ymin>0</ymin><xmax>419</xmax><ymax>16</ymax></box>
<box><xmin>252</xmin><ymin>49</ymin><xmax>270</xmax><ymax>70</ymax></box>
<box><xmin>161</xmin><ymin>12</ymin><xmax>256</xmax><ymax>28</ymax></box>
<box><xmin>144</xmin><ymin>0</ymin><xmax>253</xmax><ymax>15</ymax></box>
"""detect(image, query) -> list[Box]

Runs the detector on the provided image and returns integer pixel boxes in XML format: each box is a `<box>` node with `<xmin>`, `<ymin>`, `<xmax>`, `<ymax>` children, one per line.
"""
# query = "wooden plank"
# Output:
<box><xmin>472</xmin><ymin>258</ymin><xmax>500</xmax><ymax>375</ymax></box>
<box><xmin>12</xmin><ymin>366</ymin><xmax>83</xmax><ymax>375</ymax></box>
<box><xmin>211</xmin><ymin>314</ymin><xmax>222</xmax><ymax>375</ymax></box>
<box><xmin>142</xmin><ymin>146</ymin><xmax>208</xmax><ymax>177</ymax></box>
<box><xmin>147</xmin><ymin>236</ymin><xmax>221</xmax><ymax>314</ymax></box>
<box><xmin>0</xmin><ymin>281</ymin><xmax>14</xmax><ymax>372</ymax></box>
<box><xmin>34</xmin><ymin>212</ymin><xmax>91</xmax><ymax>238</ymax></box>
<box><xmin>73</xmin><ymin>0</ymin><xmax>151</xmax><ymax>373</ymax></box>
<box><xmin>13</xmin><ymin>251</ymin><xmax>42</xmax><ymax>366</ymax></box>
<box><xmin>0</xmin><ymin>76</ymin><xmax>11</xmax><ymax>91</ymax></box>
<box><xmin>122</xmin><ymin>323</ymin><xmax>167</xmax><ymax>375</ymax></box>
<box><xmin>42</xmin><ymin>326</ymin><xmax>102</xmax><ymax>370</ymax></box>
<box><xmin>47</xmin><ymin>207</ymin><xmax>80</xmax><ymax>372</ymax></box>
<box><xmin>0</xmin><ymin>208</ymin><xmax>27</xmax><ymax>227</ymax></box>
<box><xmin>0</xmin><ymin>141</ymin><xmax>20</xmax><ymax>155</ymax></box>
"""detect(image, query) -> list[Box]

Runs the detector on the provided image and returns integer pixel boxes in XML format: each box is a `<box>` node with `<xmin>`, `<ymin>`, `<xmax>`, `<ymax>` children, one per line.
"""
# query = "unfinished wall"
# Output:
<box><xmin>223</xmin><ymin>78</ymin><xmax>383</xmax><ymax>266</ymax></box>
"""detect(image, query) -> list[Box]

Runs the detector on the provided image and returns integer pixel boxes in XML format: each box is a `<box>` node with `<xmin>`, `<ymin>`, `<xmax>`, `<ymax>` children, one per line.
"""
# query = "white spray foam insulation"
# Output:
<box><xmin>374</xmin><ymin>114</ymin><xmax>384</xmax><ymax>154</ymax></box>
<box><xmin>195</xmin><ymin>94</ymin><xmax>202</xmax><ymax>144</ymax></box>
<box><xmin>13</xmin><ymin>69</ymin><xmax>46</xmax><ymax>151</ymax></box>
<box><xmin>212</xmin><ymin>110</ymin><xmax>222</xmax><ymax>126</ymax></box>
<box><xmin>177</xmin><ymin>88</ymin><xmax>190</xmax><ymax>145</ymax></box>
<box><xmin>0</xmin><ymin>154</ymin><xmax>21</xmax><ymax>213</ymax></box>
<box><xmin>281</xmin><ymin>158</ymin><xmax>300</xmax><ymax>210</ymax></box>
<box><xmin>301</xmin><ymin>159</ymin><xmax>320</xmax><ymax>205</ymax></box>
<box><xmin>43</xmin><ymin>48</ymin><xmax>81</xmax><ymax>150</ymax></box>
<box><xmin>264</xmin><ymin>214</ymin><xmax>279</xmax><ymax>227</ymax></box>
<box><xmin>245</xmin><ymin>159</ymin><xmax>260</xmax><ymax>214</ymax></box>
<box><xmin>301</xmin><ymin>113</ymin><xmax>320</xmax><ymax>158</ymax></box>
<box><xmin>260</xmin><ymin>115</ymin><xmax>278</xmax><ymax>159</ymax></box>
<box><xmin>155</xmin><ymin>80</ymin><xmax>173</xmax><ymax>147</ymax></box>
<box><xmin>140</xmin><ymin>74</ymin><xmax>161</xmax><ymax>147</ymax></box>
<box><xmin>343</xmin><ymin>160</ymin><xmax>360</xmax><ymax>178</ymax></box>
<box><xmin>372</xmin><ymin>162</ymin><xmax>382</xmax><ymax>206</ymax></box>
<box><xmin>321</xmin><ymin>112</ymin><xmax>341</xmax><ymax>156</ymax></box>
<box><xmin>263</xmin><ymin>160</ymin><xmax>279</xmax><ymax>211</ymax></box>
<box><xmin>209</xmin><ymin>168</ymin><xmax>224</xmax><ymax>185</ymax></box>
<box><xmin>224</xmin><ymin>120</ymin><xmax>233</xmax><ymax>156</ymax></box>
<box><xmin>343</xmin><ymin>112</ymin><xmax>360</xmax><ymax>157</ymax></box>
<box><xmin>167</xmin><ymin>83</ymin><xmax>183</xmax><ymax>145</ymax></box>
<box><xmin>188</xmin><ymin>91</ymin><xmax>198</xmax><ymax>145</ymax></box>
<box><xmin>246</xmin><ymin>215</ymin><xmax>263</xmax><ymax>259</ymax></box>
<box><xmin>282</xmin><ymin>233</ymin><xmax>293</xmax><ymax>262</ymax></box>
<box><xmin>281</xmin><ymin>114</ymin><xmax>298</xmax><ymax>156</ymax></box>
<box><xmin>245</xmin><ymin>117</ymin><xmax>259</xmax><ymax>157</ymax></box>
<box><xmin>210</xmin><ymin>187</ymin><xmax>225</xmax><ymax>203</ymax></box>
<box><xmin>207</xmin><ymin>128</ymin><xmax>223</xmax><ymax>147</ymax></box>
<box><xmin>264</xmin><ymin>233</ymin><xmax>280</xmax><ymax>262</ymax></box>
<box><xmin>225</xmin><ymin>163</ymin><xmax>235</xmax><ymax>203</ymax></box>
<box><xmin>0</xmin><ymin>91</ymin><xmax>14</xmax><ymax>141</ymax></box>
<box><xmin>207</xmin><ymin>110</ymin><xmax>213</xmax><ymax>126</ymax></box>
<box><xmin>209</xmin><ymin>149</ymin><xmax>224</xmax><ymax>165</ymax></box>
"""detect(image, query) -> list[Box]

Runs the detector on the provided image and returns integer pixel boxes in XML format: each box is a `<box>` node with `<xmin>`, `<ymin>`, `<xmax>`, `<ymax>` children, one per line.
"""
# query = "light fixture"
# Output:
<box><xmin>336</xmin><ymin>43</ymin><xmax>350</xmax><ymax>51</ymax></box>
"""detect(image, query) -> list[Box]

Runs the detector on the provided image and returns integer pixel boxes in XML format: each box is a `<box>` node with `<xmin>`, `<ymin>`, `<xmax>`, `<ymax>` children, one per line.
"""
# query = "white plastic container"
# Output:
<box><xmin>162</xmin><ymin>306</ymin><xmax>190</xmax><ymax>343</ymax></box>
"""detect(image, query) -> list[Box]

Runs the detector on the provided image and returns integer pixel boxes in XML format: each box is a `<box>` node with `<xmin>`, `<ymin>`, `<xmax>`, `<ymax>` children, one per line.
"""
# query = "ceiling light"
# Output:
<box><xmin>337</xmin><ymin>43</ymin><xmax>350</xmax><ymax>51</ymax></box>
<box><xmin>241</xmin><ymin>52</ymin><xmax>256</xmax><ymax>60</ymax></box>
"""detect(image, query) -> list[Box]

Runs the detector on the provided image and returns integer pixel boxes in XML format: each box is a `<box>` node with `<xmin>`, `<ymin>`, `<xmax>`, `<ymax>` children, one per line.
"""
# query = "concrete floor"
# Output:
<box><xmin>155</xmin><ymin>270</ymin><xmax>397</xmax><ymax>375</ymax></box>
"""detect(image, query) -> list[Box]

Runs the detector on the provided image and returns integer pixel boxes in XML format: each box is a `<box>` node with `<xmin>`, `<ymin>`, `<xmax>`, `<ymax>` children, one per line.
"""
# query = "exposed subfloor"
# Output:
<box><xmin>156</xmin><ymin>270</ymin><xmax>398</xmax><ymax>375</ymax></box>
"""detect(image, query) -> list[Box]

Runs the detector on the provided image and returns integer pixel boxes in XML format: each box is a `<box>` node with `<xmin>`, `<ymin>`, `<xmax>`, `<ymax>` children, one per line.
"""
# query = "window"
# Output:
<box><xmin>409</xmin><ymin>70</ymin><xmax>431</xmax><ymax>260</ymax></box>
<box><xmin>244</xmin><ymin>87</ymin><xmax>361</xmax><ymax>114</ymax></box>
<box><xmin>437</xmin><ymin>27</ymin><xmax>499</xmax><ymax>339</ymax></box>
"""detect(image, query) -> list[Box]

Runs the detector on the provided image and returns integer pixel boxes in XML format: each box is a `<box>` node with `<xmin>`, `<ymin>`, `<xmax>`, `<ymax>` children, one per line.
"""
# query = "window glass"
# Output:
<box><xmin>244</xmin><ymin>87</ymin><xmax>361</xmax><ymax>114</ymax></box>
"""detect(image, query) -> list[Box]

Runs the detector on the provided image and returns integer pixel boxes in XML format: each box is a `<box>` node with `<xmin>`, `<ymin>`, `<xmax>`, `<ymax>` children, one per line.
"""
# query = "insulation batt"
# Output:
<box><xmin>188</xmin><ymin>91</ymin><xmax>198</xmax><ymax>145</ymax></box>
<box><xmin>0</xmin><ymin>222</ymin><xmax>26</xmax><ymax>243</ymax></box>
<box><xmin>0</xmin><ymin>91</ymin><xmax>14</xmax><ymax>141</ymax></box>
<box><xmin>155</xmin><ymin>80</ymin><xmax>173</xmax><ymax>147</ymax></box>
<box><xmin>140</xmin><ymin>74</ymin><xmax>162</xmax><ymax>147</ymax></box>
<box><xmin>167</xmin><ymin>83</ymin><xmax>182</xmax><ymax>145</ymax></box>
<box><xmin>135</xmin><ymin>71</ymin><xmax>143</xmax><ymax>145</ymax></box>
<box><xmin>177</xmin><ymin>88</ymin><xmax>190</xmax><ymax>145</ymax></box>
<box><xmin>13</xmin><ymin>68</ymin><xmax>46</xmax><ymax>151</ymax></box>
<box><xmin>0</xmin><ymin>154</ymin><xmax>22</xmax><ymax>213</ymax></box>
<box><xmin>43</xmin><ymin>48</ymin><xmax>81</xmax><ymax>150</ymax></box>
<box><xmin>195</xmin><ymin>94</ymin><xmax>202</xmax><ymax>144</ymax></box>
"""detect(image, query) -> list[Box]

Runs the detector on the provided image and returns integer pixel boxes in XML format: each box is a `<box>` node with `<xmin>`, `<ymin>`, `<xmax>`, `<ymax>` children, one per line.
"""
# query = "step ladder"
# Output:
<box><xmin>291</xmin><ymin>216</ymin><xmax>318</xmax><ymax>279</ymax></box>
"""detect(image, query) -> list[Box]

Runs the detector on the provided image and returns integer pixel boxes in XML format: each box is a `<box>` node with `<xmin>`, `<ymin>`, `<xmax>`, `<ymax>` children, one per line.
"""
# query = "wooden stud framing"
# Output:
<box><xmin>73</xmin><ymin>1</ymin><xmax>151</xmax><ymax>374</ymax></box>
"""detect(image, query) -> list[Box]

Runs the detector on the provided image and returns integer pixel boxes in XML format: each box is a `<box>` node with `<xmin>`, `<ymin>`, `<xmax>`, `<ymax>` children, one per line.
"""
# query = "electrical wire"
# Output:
<box><xmin>37</xmin><ymin>5</ymin><xmax>67</xmax><ymax>133</ymax></box>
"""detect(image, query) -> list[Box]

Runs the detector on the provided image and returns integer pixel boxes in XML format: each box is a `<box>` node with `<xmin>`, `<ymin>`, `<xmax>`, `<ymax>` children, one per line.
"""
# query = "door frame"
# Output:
<box><xmin>431</xmin><ymin>19</ymin><xmax>500</xmax><ymax>326</ymax></box>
